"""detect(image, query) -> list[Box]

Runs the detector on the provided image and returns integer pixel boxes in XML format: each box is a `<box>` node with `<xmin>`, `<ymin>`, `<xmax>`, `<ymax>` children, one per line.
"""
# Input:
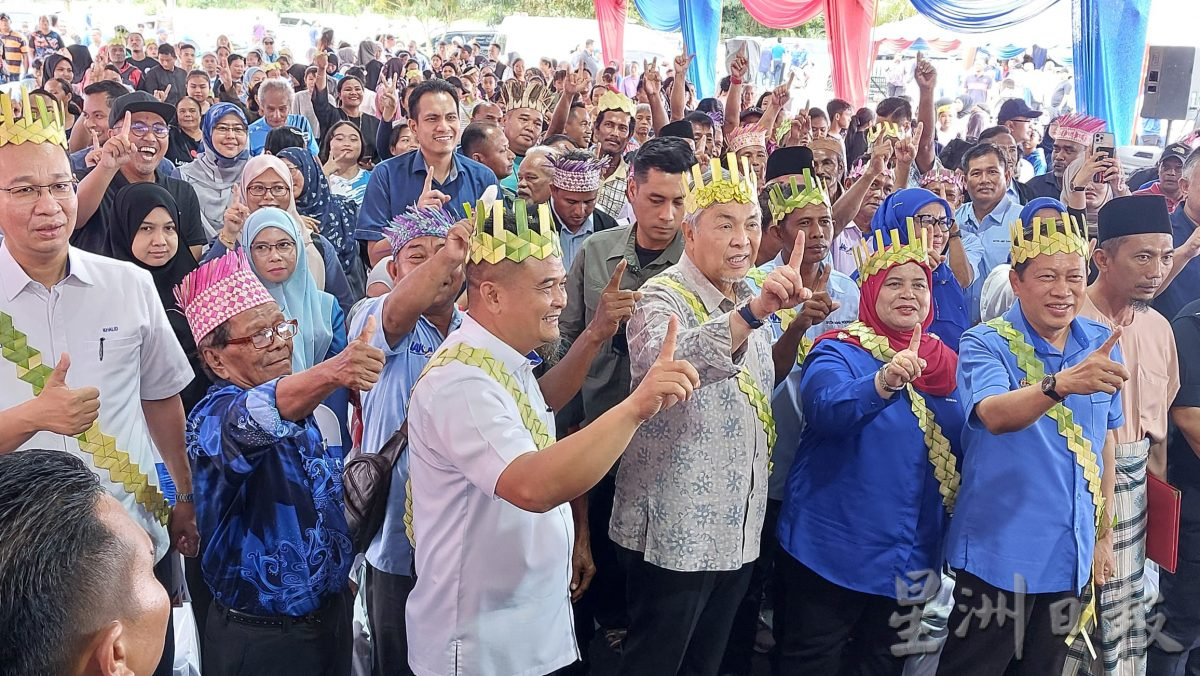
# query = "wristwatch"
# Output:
<box><xmin>1040</xmin><ymin>374</ymin><xmax>1064</xmax><ymax>402</ymax></box>
<box><xmin>1071</xmin><ymin>183</ymin><xmax>1088</xmax><ymax>192</ymax></box>
<box><xmin>738</xmin><ymin>302</ymin><xmax>765</xmax><ymax>329</ymax></box>
<box><xmin>175</xmin><ymin>492</ymin><xmax>194</xmax><ymax>504</ymax></box>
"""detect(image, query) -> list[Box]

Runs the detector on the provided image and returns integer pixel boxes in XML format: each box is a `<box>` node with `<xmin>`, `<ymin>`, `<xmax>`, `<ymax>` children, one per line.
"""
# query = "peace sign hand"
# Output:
<box><xmin>642</xmin><ymin>59</ymin><xmax>661</xmax><ymax>95</ymax></box>
<box><xmin>627</xmin><ymin>316</ymin><xmax>701</xmax><ymax>420</ymax></box>
<box><xmin>797</xmin><ymin>264</ymin><xmax>839</xmax><ymax>329</ymax></box>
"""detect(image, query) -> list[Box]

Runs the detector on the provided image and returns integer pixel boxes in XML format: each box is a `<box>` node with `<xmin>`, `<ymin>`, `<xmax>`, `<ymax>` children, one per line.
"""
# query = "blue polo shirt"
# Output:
<box><xmin>1152</xmin><ymin>206</ymin><xmax>1200</xmax><ymax>322</ymax></box>
<box><xmin>350</xmin><ymin>295</ymin><xmax>463</xmax><ymax>576</ymax></box>
<box><xmin>355</xmin><ymin>149</ymin><xmax>500</xmax><ymax>242</ymax></box>
<box><xmin>776</xmin><ymin>338</ymin><xmax>965</xmax><ymax>597</ymax></box>
<box><xmin>955</xmin><ymin>197</ymin><xmax>1022</xmax><ymax>324</ymax></box>
<box><xmin>247</xmin><ymin>114</ymin><xmax>320</xmax><ymax>157</ymax></box>
<box><xmin>946</xmin><ymin>301</ymin><xmax>1124</xmax><ymax>594</ymax></box>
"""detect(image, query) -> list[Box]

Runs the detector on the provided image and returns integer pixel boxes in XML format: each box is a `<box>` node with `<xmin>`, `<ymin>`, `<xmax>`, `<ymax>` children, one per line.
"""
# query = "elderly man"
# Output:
<box><xmin>808</xmin><ymin>136</ymin><xmax>845</xmax><ymax>203</ymax></box>
<box><xmin>610</xmin><ymin>154</ymin><xmax>812</xmax><ymax>675</ymax></box>
<box><xmin>405</xmin><ymin>200</ymin><xmax>698</xmax><ymax>675</ymax></box>
<box><xmin>938</xmin><ymin>213</ymin><xmax>1126</xmax><ymax>674</ymax></box>
<box><xmin>549</xmin><ymin>150</ymin><xmax>618</xmax><ymax>270</ymax></box>
<box><xmin>177</xmin><ymin>250</ymin><xmax>384</xmax><ymax>675</ymax></box>
<box><xmin>0</xmin><ymin>450</ymin><xmax>172</xmax><ymax>675</ymax></box>
<box><xmin>248</xmin><ymin>78</ymin><xmax>319</xmax><ymax>156</ymax></box>
<box><xmin>1060</xmin><ymin>195</ymin><xmax>1179</xmax><ymax>674</ymax></box>
<box><xmin>471</xmin><ymin>100</ymin><xmax>502</xmax><ymax>125</ymax></box>
<box><xmin>498</xmin><ymin>80</ymin><xmax>555</xmax><ymax>193</ymax></box>
<box><xmin>0</xmin><ymin>88</ymin><xmax>197</xmax><ymax>675</ymax></box>
<box><xmin>1024</xmin><ymin>113</ymin><xmax>1106</xmax><ymax>200</ymax></box>
<box><xmin>517</xmin><ymin>145</ymin><xmax>556</xmax><ymax>204</ymax></box>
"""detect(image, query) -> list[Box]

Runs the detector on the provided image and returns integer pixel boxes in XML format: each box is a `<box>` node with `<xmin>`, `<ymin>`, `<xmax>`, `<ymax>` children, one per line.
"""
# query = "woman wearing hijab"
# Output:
<box><xmin>773</xmin><ymin>225</ymin><xmax>964</xmax><ymax>675</ymax></box>
<box><xmin>66</xmin><ymin>44</ymin><xmax>92</xmax><ymax>85</ymax></box>
<box><xmin>870</xmin><ymin>187</ymin><xmax>978</xmax><ymax>351</ymax></box>
<box><xmin>179</xmin><ymin>103</ymin><xmax>251</xmax><ymax>237</ymax></box>
<box><xmin>41</xmin><ymin>53</ymin><xmax>73</xmax><ymax>88</ymax></box>
<box><xmin>167</xmin><ymin>95</ymin><xmax>204</xmax><ymax>166</ymax></box>
<box><xmin>277</xmin><ymin>146</ymin><xmax>365</xmax><ymax>298</ymax></box>
<box><xmin>1062</xmin><ymin>151</ymin><xmax>1130</xmax><ymax>236</ymax></box>
<box><xmin>207</xmin><ymin>154</ymin><xmax>356</xmax><ymax>315</ymax></box>
<box><xmin>358</xmin><ymin>40</ymin><xmax>382</xmax><ymax>88</ymax></box>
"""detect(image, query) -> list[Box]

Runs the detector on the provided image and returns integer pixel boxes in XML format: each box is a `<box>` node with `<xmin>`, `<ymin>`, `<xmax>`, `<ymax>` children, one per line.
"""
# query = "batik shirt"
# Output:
<box><xmin>187</xmin><ymin>377</ymin><xmax>353</xmax><ymax>616</ymax></box>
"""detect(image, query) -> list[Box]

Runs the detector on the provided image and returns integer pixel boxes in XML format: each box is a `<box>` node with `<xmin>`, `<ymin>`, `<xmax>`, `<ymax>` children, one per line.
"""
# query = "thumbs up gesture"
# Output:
<box><xmin>37</xmin><ymin>354</ymin><xmax>101</xmax><ymax>436</ymax></box>
<box><xmin>626</xmin><ymin>316</ymin><xmax>701</xmax><ymax>421</ymax></box>
<box><xmin>751</xmin><ymin>229</ymin><xmax>813</xmax><ymax>319</ymax></box>
<box><xmin>1054</xmin><ymin>326</ymin><xmax>1130</xmax><ymax>396</ymax></box>
<box><xmin>332</xmin><ymin>316</ymin><xmax>387</xmax><ymax>392</ymax></box>
<box><xmin>589</xmin><ymin>260</ymin><xmax>644</xmax><ymax>340</ymax></box>
<box><xmin>880</xmin><ymin>325</ymin><xmax>927</xmax><ymax>391</ymax></box>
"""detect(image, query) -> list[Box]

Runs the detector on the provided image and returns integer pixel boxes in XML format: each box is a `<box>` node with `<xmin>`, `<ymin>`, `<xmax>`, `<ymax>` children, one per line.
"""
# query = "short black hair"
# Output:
<box><xmin>178</xmin><ymin>43</ymin><xmax>195</xmax><ymax>53</ymax></box>
<box><xmin>632</xmin><ymin>136</ymin><xmax>696</xmax><ymax>183</ymax></box>
<box><xmin>718</xmin><ymin>75</ymin><xmax>731</xmax><ymax>93</ymax></box>
<box><xmin>978</xmin><ymin>125</ymin><xmax>1014</xmax><ymax>143</ymax></box>
<box><xmin>0</xmin><ymin>449</ymin><xmax>129</xmax><ymax>676</ymax></box>
<box><xmin>594</xmin><ymin>108</ymin><xmax>632</xmax><ymax>131</ymax></box>
<box><xmin>684</xmin><ymin>111</ymin><xmax>713</xmax><ymax>129</ymax></box>
<box><xmin>263</xmin><ymin>125</ymin><xmax>307</xmax><ymax>156</ymax></box>
<box><xmin>227</xmin><ymin>53</ymin><xmax>244</xmax><ymax>66</ymax></box>
<box><xmin>82</xmin><ymin>80</ymin><xmax>128</xmax><ymax>108</ymax></box>
<box><xmin>407</xmin><ymin>78</ymin><xmax>459</xmax><ymax>120</ymax></box>
<box><xmin>388</xmin><ymin>121</ymin><xmax>411</xmax><ymax>149</ymax></box>
<box><xmin>827</xmin><ymin>98</ymin><xmax>851</xmax><ymax>119</ymax></box>
<box><xmin>808</xmin><ymin>107</ymin><xmax>828</xmax><ymax>121</ymax></box>
<box><xmin>962</xmin><ymin>142</ymin><xmax>1006</xmax><ymax>173</ymax></box>
<box><xmin>876</xmin><ymin>97</ymin><xmax>912</xmax><ymax>122</ymax></box>
<box><xmin>460</xmin><ymin>121</ymin><xmax>499</xmax><ymax>157</ymax></box>
<box><xmin>157</xmin><ymin>43</ymin><xmax>175</xmax><ymax>58</ymax></box>
<box><xmin>186</xmin><ymin>69</ymin><xmax>208</xmax><ymax>81</ymax></box>
<box><xmin>542</xmin><ymin>133</ymin><xmax>577</xmax><ymax>149</ymax></box>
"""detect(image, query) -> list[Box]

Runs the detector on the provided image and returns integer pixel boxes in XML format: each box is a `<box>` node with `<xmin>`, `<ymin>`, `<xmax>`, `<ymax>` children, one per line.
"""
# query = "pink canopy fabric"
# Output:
<box><xmin>593</xmin><ymin>0</ymin><xmax>627</xmax><ymax>73</ymax></box>
<box><xmin>740</xmin><ymin>0</ymin><xmax>823</xmax><ymax>29</ymax></box>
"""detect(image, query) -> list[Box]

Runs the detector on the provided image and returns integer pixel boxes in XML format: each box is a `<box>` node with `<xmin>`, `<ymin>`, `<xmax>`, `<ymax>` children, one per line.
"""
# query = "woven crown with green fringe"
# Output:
<box><xmin>0</xmin><ymin>88</ymin><xmax>68</xmax><ymax>148</ymax></box>
<box><xmin>853</xmin><ymin>218</ymin><xmax>929</xmax><ymax>286</ymax></box>
<box><xmin>682</xmin><ymin>152</ymin><xmax>758</xmax><ymax>215</ymax></box>
<box><xmin>464</xmin><ymin>198</ymin><xmax>562</xmax><ymax>264</ymax></box>
<box><xmin>1009</xmin><ymin>213</ymin><xmax>1088</xmax><ymax>265</ymax></box>
<box><xmin>767</xmin><ymin>170</ymin><xmax>831</xmax><ymax>223</ymax></box>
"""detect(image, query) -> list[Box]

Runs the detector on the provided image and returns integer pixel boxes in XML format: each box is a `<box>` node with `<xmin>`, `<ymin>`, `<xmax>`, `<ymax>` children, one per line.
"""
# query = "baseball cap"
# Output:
<box><xmin>108</xmin><ymin>91</ymin><xmax>175</xmax><ymax>127</ymax></box>
<box><xmin>0</xmin><ymin>13</ymin><xmax>10</xmax><ymax>21</ymax></box>
<box><xmin>1160</xmin><ymin>142</ymin><xmax>1190</xmax><ymax>165</ymax></box>
<box><xmin>997</xmin><ymin>98</ymin><xmax>1043</xmax><ymax>123</ymax></box>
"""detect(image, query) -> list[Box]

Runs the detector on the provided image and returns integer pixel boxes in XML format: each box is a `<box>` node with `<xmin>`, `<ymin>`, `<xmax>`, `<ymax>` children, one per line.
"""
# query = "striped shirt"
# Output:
<box><xmin>1</xmin><ymin>32</ymin><xmax>26</xmax><ymax>77</ymax></box>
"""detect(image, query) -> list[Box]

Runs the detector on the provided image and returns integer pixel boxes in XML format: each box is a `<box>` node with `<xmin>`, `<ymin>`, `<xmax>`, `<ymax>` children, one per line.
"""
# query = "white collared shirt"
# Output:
<box><xmin>0</xmin><ymin>243</ymin><xmax>193</xmax><ymax>560</ymax></box>
<box><xmin>406</xmin><ymin>314</ymin><xmax>578</xmax><ymax>676</ymax></box>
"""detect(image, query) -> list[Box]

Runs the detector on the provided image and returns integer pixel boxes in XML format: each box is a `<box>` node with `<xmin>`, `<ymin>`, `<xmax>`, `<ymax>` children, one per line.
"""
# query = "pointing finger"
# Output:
<box><xmin>787</xmin><ymin>228</ymin><xmax>806</xmax><ymax>270</ymax></box>
<box><xmin>1098</xmin><ymin>325</ymin><xmax>1122</xmax><ymax>356</ymax></box>
<box><xmin>814</xmin><ymin>262</ymin><xmax>830</xmax><ymax>292</ymax></box>
<box><xmin>913</xmin><ymin>120</ymin><xmax>924</xmax><ymax>140</ymax></box>
<box><xmin>423</xmin><ymin>170</ymin><xmax>434</xmax><ymax>194</ymax></box>
<box><xmin>604</xmin><ymin>259</ymin><xmax>628</xmax><ymax>292</ymax></box>
<box><xmin>90</xmin><ymin>129</ymin><xmax>101</xmax><ymax>151</ymax></box>
<box><xmin>659</xmin><ymin>315</ymin><xmax>678</xmax><ymax>361</ymax></box>
<box><xmin>164</xmin><ymin>84</ymin><xmax>172</xmax><ymax>97</ymax></box>
<box><xmin>121</xmin><ymin>111</ymin><xmax>131</xmax><ymax>141</ymax></box>
<box><xmin>909</xmin><ymin>323</ymin><xmax>922</xmax><ymax>353</ymax></box>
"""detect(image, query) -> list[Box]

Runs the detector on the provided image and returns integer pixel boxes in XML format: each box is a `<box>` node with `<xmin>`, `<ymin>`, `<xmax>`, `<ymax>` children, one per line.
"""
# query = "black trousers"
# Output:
<box><xmin>152</xmin><ymin>555</ymin><xmax>176</xmax><ymax>676</ymax></box>
<box><xmin>1148</xmin><ymin>500</ymin><xmax>1200</xmax><ymax>675</ymax></box>
<box><xmin>571</xmin><ymin>473</ymin><xmax>628</xmax><ymax>665</ymax></box>
<box><xmin>616</xmin><ymin>546</ymin><xmax>753</xmax><ymax>676</ymax></box>
<box><xmin>720</xmin><ymin>498</ymin><xmax>782</xmax><ymax>675</ymax></box>
<box><xmin>365</xmin><ymin>564</ymin><xmax>416</xmax><ymax>676</ymax></box>
<box><xmin>771</xmin><ymin>551</ymin><xmax>905</xmax><ymax>676</ymax></box>
<box><xmin>203</xmin><ymin>588</ymin><xmax>353</xmax><ymax>676</ymax></box>
<box><xmin>936</xmin><ymin>568</ymin><xmax>1078</xmax><ymax>676</ymax></box>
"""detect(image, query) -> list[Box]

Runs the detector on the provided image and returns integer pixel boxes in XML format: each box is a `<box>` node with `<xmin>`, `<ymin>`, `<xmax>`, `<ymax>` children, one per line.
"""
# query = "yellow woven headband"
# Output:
<box><xmin>465</xmin><ymin>199</ymin><xmax>562</xmax><ymax>264</ymax></box>
<box><xmin>1009</xmin><ymin>213</ymin><xmax>1087</xmax><ymax>265</ymax></box>
<box><xmin>853</xmin><ymin>219</ymin><xmax>929</xmax><ymax>285</ymax></box>
<box><xmin>767</xmin><ymin>170</ymin><xmax>831</xmax><ymax>223</ymax></box>
<box><xmin>682</xmin><ymin>152</ymin><xmax>758</xmax><ymax>215</ymax></box>
<box><xmin>0</xmin><ymin>88</ymin><xmax>68</xmax><ymax>149</ymax></box>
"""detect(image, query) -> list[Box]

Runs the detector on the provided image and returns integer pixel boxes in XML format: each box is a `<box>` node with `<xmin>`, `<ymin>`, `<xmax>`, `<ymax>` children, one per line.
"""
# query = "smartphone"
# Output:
<box><xmin>1092</xmin><ymin>131</ymin><xmax>1116</xmax><ymax>182</ymax></box>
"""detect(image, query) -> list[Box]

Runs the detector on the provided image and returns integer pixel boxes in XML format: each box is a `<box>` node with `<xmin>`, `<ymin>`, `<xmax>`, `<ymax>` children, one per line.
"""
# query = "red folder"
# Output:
<box><xmin>1147</xmin><ymin>473</ymin><xmax>1181</xmax><ymax>574</ymax></box>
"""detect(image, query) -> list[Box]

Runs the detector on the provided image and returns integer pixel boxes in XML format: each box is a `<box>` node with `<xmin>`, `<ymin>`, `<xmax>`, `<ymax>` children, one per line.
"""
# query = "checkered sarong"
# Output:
<box><xmin>1063</xmin><ymin>439</ymin><xmax>1150</xmax><ymax>676</ymax></box>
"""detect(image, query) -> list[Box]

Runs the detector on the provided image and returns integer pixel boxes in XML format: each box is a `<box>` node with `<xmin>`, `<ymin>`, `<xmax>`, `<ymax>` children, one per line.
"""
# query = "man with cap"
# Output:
<box><xmin>809</xmin><ymin>136</ymin><xmax>846</xmax><ymax>204</ymax></box>
<box><xmin>1024</xmin><ymin>113</ymin><xmax>1107</xmax><ymax>200</ymax></box>
<box><xmin>938</xmin><ymin>209</ymin><xmax>1127</xmax><ymax>674</ymax></box>
<box><xmin>404</xmin><ymin>199</ymin><xmax>699</xmax><ymax>676</ymax></box>
<box><xmin>178</xmin><ymin>251</ymin><xmax>384</xmax><ymax>675</ymax></box>
<box><xmin>998</xmin><ymin>98</ymin><xmax>1042</xmax><ymax>157</ymax></box>
<box><xmin>549</xmin><ymin>150</ymin><xmax>619</xmax><ymax>270</ymax></box>
<box><xmin>1059</xmin><ymin>195</ymin><xmax>1179</xmax><ymax>675</ymax></box>
<box><xmin>1133</xmin><ymin>141</ymin><xmax>1190</xmax><ymax>212</ymax></box>
<box><xmin>73</xmin><ymin>91</ymin><xmax>207</xmax><ymax>258</ymax></box>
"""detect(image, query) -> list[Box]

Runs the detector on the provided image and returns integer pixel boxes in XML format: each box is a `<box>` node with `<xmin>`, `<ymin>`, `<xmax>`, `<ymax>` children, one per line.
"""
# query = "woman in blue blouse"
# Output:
<box><xmin>773</xmin><ymin>225</ymin><xmax>965</xmax><ymax>675</ymax></box>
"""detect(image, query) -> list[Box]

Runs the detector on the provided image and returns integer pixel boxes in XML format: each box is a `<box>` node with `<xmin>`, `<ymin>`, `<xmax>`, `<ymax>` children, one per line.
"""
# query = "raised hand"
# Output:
<box><xmin>1055</xmin><ymin>327</ymin><xmax>1130</xmax><ymax>396</ymax></box>
<box><xmin>221</xmin><ymin>184</ymin><xmax>251</xmax><ymax>241</ymax></box>
<box><xmin>893</xmin><ymin>121</ymin><xmax>922</xmax><ymax>165</ymax></box>
<box><xmin>642</xmin><ymin>58</ymin><xmax>661</xmax><ymax>96</ymax></box>
<box><xmin>781</xmin><ymin>112</ymin><xmax>812</xmax><ymax>148</ymax></box>
<box><xmin>376</xmin><ymin>75</ymin><xmax>399</xmax><ymax>121</ymax></box>
<box><xmin>914</xmin><ymin>52</ymin><xmax>937</xmax><ymax>91</ymax></box>
<box><xmin>565</xmin><ymin>63</ymin><xmax>590</xmax><ymax>97</ymax></box>
<box><xmin>417</xmin><ymin>171</ymin><xmax>451</xmax><ymax>209</ymax></box>
<box><xmin>97</xmin><ymin>111</ymin><xmax>134</xmax><ymax>170</ymax></box>
<box><xmin>627</xmin><ymin>316</ymin><xmax>701</xmax><ymax>420</ymax></box>
<box><xmin>442</xmin><ymin>216</ymin><xmax>474</xmax><ymax>264</ymax></box>
<box><xmin>153</xmin><ymin>84</ymin><xmax>172</xmax><ymax>102</ymax></box>
<box><xmin>335</xmin><ymin>315</ymin><xmax>386</xmax><ymax>391</ymax></box>
<box><xmin>37</xmin><ymin>354</ymin><xmax>101</xmax><ymax>436</ymax></box>
<box><xmin>868</xmin><ymin>137</ymin><xmax>893</xmax><ymax>176</ymax></box>
<box><xmin>753</xmin><ymin>229</ymin><xmax>813</xmax><ymax>318</ymax></box>
<box><xmin>881</xmin><ymin>324</ymin><xmax>927</xmax><ymax>390</ymax></box>
<box><xmin>83</xmin><ymin>128</ymin><xmax>104</xmax><ymax>168</ymax></box>
<box><xmin>673</xmin><ymin>52</ymin><xmax>695</xmax><ymax>77</ymax></box>
<box><xmin>796</xmin><ymin>264</ymin><xmax>840</xmax><ymax>330</ymax></box>
<box><xmin>771</xmin><ymin>72</ymin><xmax>794</xmax><ymax>108</ymax></box>
<box><xmin>729</xmin><ymin>45</ymin><xmax>749</xmax><ymax>82</ymax></box>
<box><xmin>590</xmin><ymin>260</ymin><xmax>644</xmax><ymax>340</ymax></box>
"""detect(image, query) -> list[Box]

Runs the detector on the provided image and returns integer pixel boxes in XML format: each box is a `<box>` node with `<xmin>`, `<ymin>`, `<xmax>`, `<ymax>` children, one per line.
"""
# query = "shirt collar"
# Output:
<box><xmin>552</xmin><ymin>202</ymin><xmax>594</xmax><ymax>237</ymax></box>
<box><xmin>0</xmin><ymin>242</ymin><xmax>94</xmax><ymax>301</ymax></box>
<box><xmin>1008</xmin><ymin>299</ymin><xmax>1090</xmax><ymax>359</ymax></box>
<box><xmin>616</xmin><ymin>225</ymin><xmax>684</xmax><ymax>268</ymax></box>
<box><xmin>678</xmin><ymin>252</ymin><xmax>748</xmax><ymax>314</ymax></box>
<box><xmin>458</xmin><ymin>313</ymin><xmax>540</xmax><ymax>373</ymax></box>
<box><xmin>414</xmin><ymin>150</ymin><xmax>460</xmax><ymax>184</ymax></box>
<box><xmin>601</xmin><ymin>156</ymin><xmax>627</xmax><ymax>184</ymax></box>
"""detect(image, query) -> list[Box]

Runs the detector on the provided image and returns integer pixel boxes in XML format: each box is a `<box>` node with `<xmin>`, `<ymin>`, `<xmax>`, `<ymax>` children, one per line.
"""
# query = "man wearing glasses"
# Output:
<box><xmin>72</xmin><ymin>91</ymin><xmax>207</xmax><ymax>259</ymax></box>
<box><xmin>261</xmin><ymin>34</ymin><xmax>279</xmax><ymax>64</ymax></box>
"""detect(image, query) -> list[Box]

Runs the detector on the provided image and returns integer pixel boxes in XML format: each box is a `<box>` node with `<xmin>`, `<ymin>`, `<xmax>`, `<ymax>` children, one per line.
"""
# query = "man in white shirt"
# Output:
<box><xmin>405</xmin><ymin>200</ymin><xmax>699</xmax><ymax>676</ymax></box>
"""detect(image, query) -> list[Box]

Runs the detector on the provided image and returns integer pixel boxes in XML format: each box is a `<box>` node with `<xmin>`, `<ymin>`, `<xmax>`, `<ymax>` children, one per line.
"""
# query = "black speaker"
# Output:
<box><xmin>1141</xmin><ymin>46</ymin><xmax>1195</xmax><ymax>120</ymax></box>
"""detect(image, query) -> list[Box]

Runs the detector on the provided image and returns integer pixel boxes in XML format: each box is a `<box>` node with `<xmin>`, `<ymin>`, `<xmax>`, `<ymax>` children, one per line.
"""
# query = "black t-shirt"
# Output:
<box><xmin>128</xmin><ymin>56</ymin><xmax>159</xmax><ymax>73</ymax></box>
<box><xmin>70</xmin><ymin>168</ymin><xmax>208</xmax><ymax>256</ymax></box>
<box><xmin>1169</xmin><ymin>300</ymin><xmax>1200</xmax><ymax>523</ymax></box>
<box><xmin>137</xmin><ymin>65</ymin><xmax>188</xmax><ymax>105</ymax></box>
<box><xmin>634</xmin><ymin>242</ymin><xmax>665</xmax><ymax>269</ymax></box>
<box><xmin>166</xmin><ymin>126</ymin><xmax>202</xmax><ymax>166</ymax></box>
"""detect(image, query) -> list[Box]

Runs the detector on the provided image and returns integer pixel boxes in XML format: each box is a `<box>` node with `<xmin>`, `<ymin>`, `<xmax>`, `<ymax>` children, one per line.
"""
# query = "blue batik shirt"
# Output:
<box><xmin>187</xmin><ymin>377</ymin><xmax>353</xmax><ymax>616</ymax></box>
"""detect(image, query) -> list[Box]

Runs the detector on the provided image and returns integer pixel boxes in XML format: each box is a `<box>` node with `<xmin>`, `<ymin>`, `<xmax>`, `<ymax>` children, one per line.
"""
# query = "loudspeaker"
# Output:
<box><xmin>1141</xmin><ymin>46</ymin><xmax>1195</xmax><ymax>120</ymax></box>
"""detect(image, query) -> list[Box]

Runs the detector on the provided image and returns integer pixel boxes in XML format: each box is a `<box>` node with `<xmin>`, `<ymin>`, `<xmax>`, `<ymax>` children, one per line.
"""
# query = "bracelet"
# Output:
<box><xmin>730</xmin><ymin>77</ymin><xmax>742</xmax><ymax>85</ymax></box>
<box><xmin>876</xmin><ymin>366</ymin><xmax>905</xmax><ymax>392</ymax></box>
<box><xmin>948</xmin><ymin>231</ymin><xmax>961</xmax><ymax>239</ymax></box>
<box><xmin>218</xmin><ymin>232</ymin><xmax>237</xmax><ymax>249</ymax></box>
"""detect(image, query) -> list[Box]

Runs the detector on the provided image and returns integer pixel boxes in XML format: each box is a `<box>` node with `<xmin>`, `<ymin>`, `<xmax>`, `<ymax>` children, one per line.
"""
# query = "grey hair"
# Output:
<box><xmin>1183</xmin><ymin>151</ymin><xmax>1200</xmax><ymax>182</ymax></box>
<box><xmin>258</xmin><ymin>78</ymin><xmax>294</xmax><ymax>103</ymax></box>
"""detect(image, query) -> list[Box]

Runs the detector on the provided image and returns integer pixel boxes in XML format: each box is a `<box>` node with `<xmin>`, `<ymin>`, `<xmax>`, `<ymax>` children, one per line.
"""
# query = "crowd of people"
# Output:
<box><xmin>1</xmin><ymin>13</ymin><xmax>1200</xmax><ymax>676</ymax></box>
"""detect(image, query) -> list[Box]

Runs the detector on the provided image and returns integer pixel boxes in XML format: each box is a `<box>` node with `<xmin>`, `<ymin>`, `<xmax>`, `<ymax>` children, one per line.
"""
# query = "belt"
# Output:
<box><xmin>214</xmin><ymin>598</ymin><xmax>335</xmax><ymax>629</ymax></box>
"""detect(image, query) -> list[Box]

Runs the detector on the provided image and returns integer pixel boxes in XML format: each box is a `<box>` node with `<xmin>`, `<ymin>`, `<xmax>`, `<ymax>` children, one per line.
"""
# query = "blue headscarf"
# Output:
<box><xmin>241</xmin><ymin>207</ymin><xmax>335</xmax><ymax>372</ymax></box>
<box><xmin>178</xmin><ymin>103</ymin><xmax>250</xmax><ymax>236</ymax></box>
<box><xmin>277</xmin><ymin>146</ymin><xmax>364</xmax><ymax>298</ymax></box>
<box><xmin>200</xmin><ymin>103</ymin><xmax>250</xmax><ymax>164</ymax></box>
<box><xmin>1019</xmin><ymin>196</ymin><xmax>1069</xmax><ymax>227</ymax></box>
<box><xmin>868</xmin><ymin>187</ymin><xmax>952</xmax><ymax>243</ymax></box>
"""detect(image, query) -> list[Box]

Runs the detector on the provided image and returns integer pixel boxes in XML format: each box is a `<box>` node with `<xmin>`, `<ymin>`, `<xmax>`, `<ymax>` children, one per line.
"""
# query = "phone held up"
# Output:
<box><xmin>1091</xmin><ymin>131</ymin><xmax>1116</xmax><ymax>183</ymax></box>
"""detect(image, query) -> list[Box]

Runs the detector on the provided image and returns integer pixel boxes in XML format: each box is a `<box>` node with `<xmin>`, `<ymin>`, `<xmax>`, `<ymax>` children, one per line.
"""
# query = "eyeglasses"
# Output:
<box><xmin>213</xmin><ymin>124</ymin><xmax>247</xmax><ymax>135</ymax></box>
<box><xmin>0</xmin><ymin>180</ymin><xmax>77</xmax><ymax>203</ymax></box>
<box><xmin>225</xmin><ymin>319</ymin><xmax>298</xmax><ymax>349</ymax></box>
<box><xmin>123</xmin><ymin>121</ymin><xmax>170</xmax><ymax>138</ymax></box>
<box><xmin>245</xmin><ymin>184</ymin><xmax>291</xmax><ymax>197</ymax></box>
<box><xmin>263</xmin><ymin>40</ymin><xmax>274</xmax><ymax>45</ymax></box>
<box><xmin>250</xmin><ymin>240</ymin><xmax>297</xmax><ymax>256</ymax></box>
<box><xmin>913</xmin><ymin>214</ymin><xmax>954</xmax><ymax>231</ymax></box>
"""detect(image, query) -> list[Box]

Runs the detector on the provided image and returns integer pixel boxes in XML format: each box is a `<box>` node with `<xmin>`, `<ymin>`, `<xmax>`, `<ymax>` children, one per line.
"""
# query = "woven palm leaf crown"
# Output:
<box><xmin>866</xmin><ymin>120</ymin><xmax>903</xmax><ymax>145</ymax></box>
<box><xmin>465</xmin><ymin>199</ymin><xmax>561</xmax><ymax>264</ymax></box>
<box><xmin>682</xmin><ymin>152</ymin><xmax>758</xmax><ymax>215</ymax></box>
<box><xmin>854</xmin><ymin>218</ymin><xmax>929</xmax><ymax>286</ymax></box>
<box><xmin>499</xmin><ymin>80</ymin><xmax>557</xmax><ymax>116</ymax></box>
<box><xmin>595</xmin><ymin>90</ymin><xmax>637</xmax><ymax>119</ymax></box>
<box><xmin>0</xmin><ymin>88</ymin><xmax>68</xmax><ymax>148</ymax></box>
<box><xmin>1009</xmin><ymin>212</ymin><xmax>1088</xmax><ymax>265</ymax></box>
<box><xmin>767</xmin><ymin>170</ymin><xmax>831</xmax><ymax>223</ymax></box>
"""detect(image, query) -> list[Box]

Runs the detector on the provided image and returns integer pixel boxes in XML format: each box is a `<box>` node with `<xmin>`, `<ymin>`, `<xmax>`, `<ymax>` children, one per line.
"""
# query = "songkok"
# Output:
<box><xmin>550</xmin><ymin>153</ymin><xmax>608</xmax><ymax>192</ymax></box>
<box><xmin>919</xmin><ymin>168</ymin><xmax>963</xmax><ymax>190</ymax></box>
<box><xmin>384</xmin><ymin>205</ymin><xmax>456</xmax><ymax>252</ymax></box>
<box><xmin>0</xmin><ymin>88</ymin><xmax>67</xmax><ymax>148</ymax></box>
<box><xmin>1049</xmin><ymin>113</ymin><xmax>1106</xmax><ymax>146</ymax></box>
<box><xmin>659</xmin><ymin>120</ymin><xmax>695</xmax><ymax>141</ymax></box>
<box><xmin>765</xmin><ymin>146</ymin><xmax>814</xmax><ymax>183</ymax></box>
<box><xmin>175</xmin><ymin>250</ymin><xmax>275</xmax><ymax>342</ymax></box>
<box><xmin>1096</xmin><ymin>195</ymin><xmax>1172</xmax><ymax>244</ymax></box>
<box><xmin>594</xmin><ymin>90</ymin><xmax>637</xmax><ymax>119</ymax></box>
<box><xmin>465</xmin><ymin>199</ymin><xmax>561</xmax><ymax>264</ymax></box>
<box><xmin>682</xmin><ymin>152</ymin><xmax>757</xmax><ymax>215</ymax></box>
<box><xmin>499</xmin><ymin>80</ymin><xmax>556</xmax><ymax>116</ymax></box>
<box><xmin>727</xmin><ymin>124</ymin><xmax>766</xmax><ymax>154</ymax></box>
